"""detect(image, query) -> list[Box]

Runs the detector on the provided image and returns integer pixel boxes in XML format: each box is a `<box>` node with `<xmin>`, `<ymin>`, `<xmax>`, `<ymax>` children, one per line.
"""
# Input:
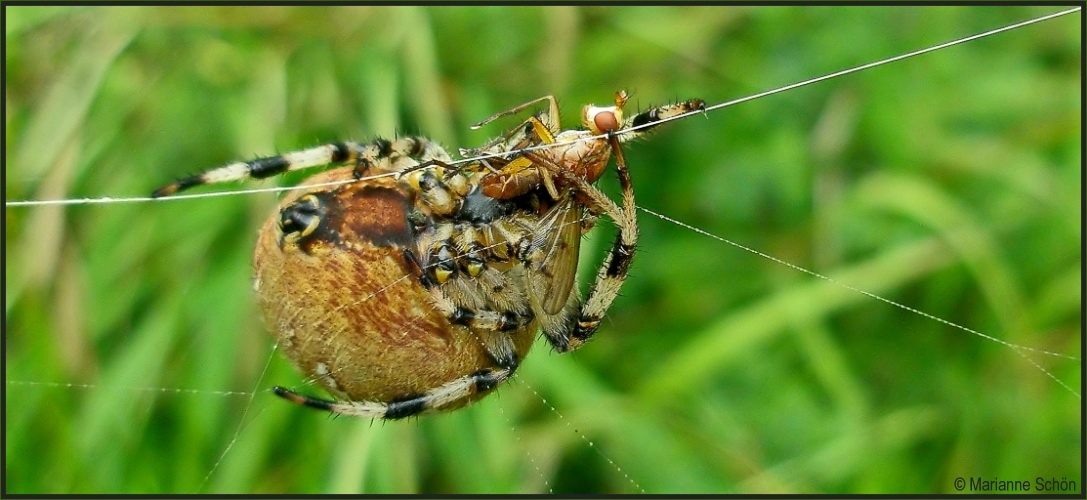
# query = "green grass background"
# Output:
<box><xmin>5</xmin><ymin>5</ymin><xmax>1080</xmax><ymax>494</ymax></box>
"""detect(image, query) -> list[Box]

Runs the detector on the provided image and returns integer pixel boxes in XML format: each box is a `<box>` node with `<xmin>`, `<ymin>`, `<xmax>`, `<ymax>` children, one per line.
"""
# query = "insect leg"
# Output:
<box><xmin>470</xmin><ymin>95</ymin><xmax>559</xmax><ymax>131</ymax></box>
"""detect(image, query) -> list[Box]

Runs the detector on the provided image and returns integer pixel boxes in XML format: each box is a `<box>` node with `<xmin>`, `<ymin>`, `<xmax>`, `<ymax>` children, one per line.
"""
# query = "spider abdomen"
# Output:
<box><xmin>253</xmin><ymin>168</ymin><xmax>537</xmax><ymax>409</ymax></box>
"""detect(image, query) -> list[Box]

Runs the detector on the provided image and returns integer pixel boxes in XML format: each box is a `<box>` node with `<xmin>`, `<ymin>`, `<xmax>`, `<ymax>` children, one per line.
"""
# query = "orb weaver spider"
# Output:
<box><xmin>152</xmin><ymin>91</ymin><xmax>704</xmax><ymax>418</ymax></box>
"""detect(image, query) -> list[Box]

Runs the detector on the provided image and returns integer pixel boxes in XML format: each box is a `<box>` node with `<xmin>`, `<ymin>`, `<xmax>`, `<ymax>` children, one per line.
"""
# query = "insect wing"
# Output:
<box><xmin>531</xmin><ymin>196</ymin><xmax>583</xmax><ymax>314</ymax></box>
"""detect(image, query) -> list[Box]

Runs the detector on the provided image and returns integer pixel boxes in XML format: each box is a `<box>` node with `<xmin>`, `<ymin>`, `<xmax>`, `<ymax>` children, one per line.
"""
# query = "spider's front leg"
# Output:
<box><xmin>150</xmin><ymin>136</ymin><xmax>451</xmax><ymax>197</ymax></box>
<box><xmin>572</xmin><ymin>135</ymin><xmax>638</xmax><ymax>344</ymax></box>
<box><xmin>401</xmin><ymin>239</ymin><xmax>535</xmax><ymax>372</ymax></box>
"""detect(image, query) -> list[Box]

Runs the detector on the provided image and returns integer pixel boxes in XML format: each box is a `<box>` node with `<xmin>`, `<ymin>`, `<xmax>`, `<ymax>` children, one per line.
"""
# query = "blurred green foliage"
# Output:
<box><xmin>5</xmin><ymin>5</ymin><xmax>1080</xmax><ymax>494</ymax></box>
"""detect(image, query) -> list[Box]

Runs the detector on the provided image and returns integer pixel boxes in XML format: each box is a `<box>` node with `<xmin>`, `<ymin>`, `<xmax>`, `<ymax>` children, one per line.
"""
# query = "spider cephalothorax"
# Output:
<box><xmin>152</xmin><ymin>92</ymin><xmax>704</xmax><ymax>418</ymax></box>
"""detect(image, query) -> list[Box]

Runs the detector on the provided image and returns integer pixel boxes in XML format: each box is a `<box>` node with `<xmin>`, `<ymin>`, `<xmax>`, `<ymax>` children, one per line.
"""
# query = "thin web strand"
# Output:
<box><xmin>514</xmin><ymin>377</ymin><xmax>645</xmax><ymax>494</ymax></box>
<box><xmin>635</xmin><ymin>7</ymin><xmax>1082</xmax><ymax>131</ymax></box>
<box><xmin>637</xmin><ymin>205</ymin><xmax>1080</xmax><ymax>398</ymax></box>
<box><xmin>4</xmin><ymin>380</ymin><xmax>253</xmax><ymax>397</ymax></box>
<box><xmin>200</xmin><ymin>341</ymin><xmax>280</xmax><ymax>490</ymax></box>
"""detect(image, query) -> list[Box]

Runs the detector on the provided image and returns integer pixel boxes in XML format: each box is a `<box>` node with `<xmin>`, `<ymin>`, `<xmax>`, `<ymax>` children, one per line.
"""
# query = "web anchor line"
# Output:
<box><xmin>637</xmin><ymin>205</ymin><xmax>1080</xmax><ymax>398</ymax></box>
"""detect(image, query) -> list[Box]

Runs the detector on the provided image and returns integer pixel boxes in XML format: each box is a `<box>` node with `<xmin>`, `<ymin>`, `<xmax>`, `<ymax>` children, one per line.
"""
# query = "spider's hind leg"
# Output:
<box><xmin>272</xmin><ymin>365</ymin><xmax>513</xmax><ymax>419</ymax></box>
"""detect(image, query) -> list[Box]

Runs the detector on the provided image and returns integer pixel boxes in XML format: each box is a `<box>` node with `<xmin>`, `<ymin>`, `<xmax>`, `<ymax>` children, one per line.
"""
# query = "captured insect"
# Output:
<box><xmin>151</xmin><ymin>92</ymin><xmax>705</xmax><ymax>419</ymax></box>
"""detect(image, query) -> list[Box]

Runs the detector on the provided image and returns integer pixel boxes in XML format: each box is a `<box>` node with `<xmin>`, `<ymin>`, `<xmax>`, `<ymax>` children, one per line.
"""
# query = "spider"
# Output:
<box><xmin>152</xmin><ymin>92</ymin><xmax>704</xmax><ymax>418</ymax></box>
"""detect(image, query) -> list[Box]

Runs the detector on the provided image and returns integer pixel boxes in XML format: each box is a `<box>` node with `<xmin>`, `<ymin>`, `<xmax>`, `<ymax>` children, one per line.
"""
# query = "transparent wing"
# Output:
<box><xmin>530</xmin><ymin>196</ymin><xmax>583</xmax><ymax>315</ymax></box>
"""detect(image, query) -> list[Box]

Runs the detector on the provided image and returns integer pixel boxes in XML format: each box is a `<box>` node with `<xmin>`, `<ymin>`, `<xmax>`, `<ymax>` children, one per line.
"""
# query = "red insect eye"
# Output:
<box><xmin>593</xmin><ymin>111</ymin><xmax>619</xmax><ymax>133</ymax></box>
